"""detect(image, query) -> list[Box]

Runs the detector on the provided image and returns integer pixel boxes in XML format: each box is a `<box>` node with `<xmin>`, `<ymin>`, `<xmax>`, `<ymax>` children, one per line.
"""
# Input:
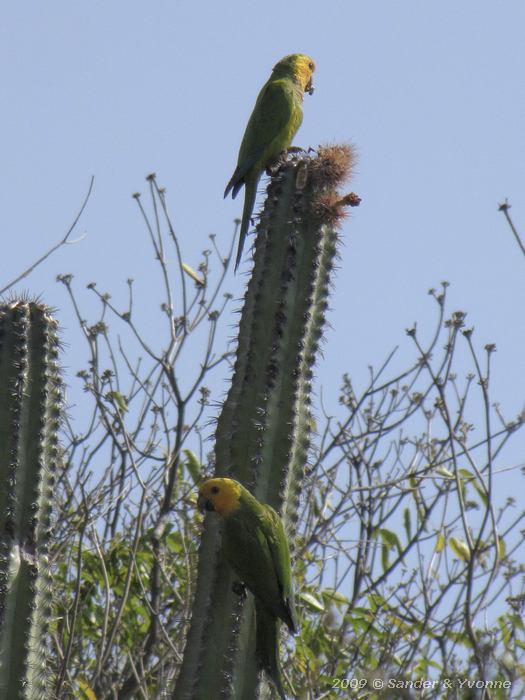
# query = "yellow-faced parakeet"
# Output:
<box><xmin>224</xmin><ymin>54</ymin><xmax>315</xmax><ymax>272</ymax></box>
<box><xmin>198</xmin><ymin>477</ymin><xmax>298</xmax><ymax>697</ymax></box>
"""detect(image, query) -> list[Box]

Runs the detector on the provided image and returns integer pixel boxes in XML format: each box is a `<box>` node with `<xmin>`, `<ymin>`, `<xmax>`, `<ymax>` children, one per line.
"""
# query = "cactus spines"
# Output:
<box><xmin>0</xmin><ymin>301</ymin><xmax>62</xmax><ymax>699</ymax></box>
<box><xmin>174</xmin><ymin>145</ymin><xmax>356</xmax><ymax>699</ymax></box>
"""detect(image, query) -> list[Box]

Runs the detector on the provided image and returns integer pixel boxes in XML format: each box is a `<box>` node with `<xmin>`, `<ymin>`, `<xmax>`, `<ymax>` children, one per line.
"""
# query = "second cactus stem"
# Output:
<box><xmin>174</xmin><ymin>144</ymin><xmax>357</xmax><ymax>700</ymax></box>
<box><xmin>0</xmin><ymin>301</ymin><xmax>62</xmax><ymax>700</ymax></box>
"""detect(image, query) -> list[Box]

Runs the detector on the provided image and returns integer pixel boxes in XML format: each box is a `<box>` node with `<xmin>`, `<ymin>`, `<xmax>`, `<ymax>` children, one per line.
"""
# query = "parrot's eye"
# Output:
<box><xmin>211</xmin><ymin>485</ymin><xmax>220</xmax><ymax>495</ymax></box>
<box><xmin>308</xmin><ymin>61</ymin><xmax>314</xmax><ymax>71</ymax></box>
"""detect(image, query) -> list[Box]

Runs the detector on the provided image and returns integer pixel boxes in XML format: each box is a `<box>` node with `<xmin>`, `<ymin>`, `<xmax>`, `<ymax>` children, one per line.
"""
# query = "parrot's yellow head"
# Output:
<box><xmin>198</xmin><ymin>478</ymin><xmax>242</xmax><ymax>517</ymax></box>
<box><xmin>273</xmin><ymin>54</ymin><xmax>315</xmax><ymax>95</ymax></box>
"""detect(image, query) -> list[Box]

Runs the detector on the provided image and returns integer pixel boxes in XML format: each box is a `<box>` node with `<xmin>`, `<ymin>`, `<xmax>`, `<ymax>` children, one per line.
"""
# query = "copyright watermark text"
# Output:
<box><xmin>331</xmin><ymin>677</ymin><xmax>512</xmax><ymax>692</ymax></box>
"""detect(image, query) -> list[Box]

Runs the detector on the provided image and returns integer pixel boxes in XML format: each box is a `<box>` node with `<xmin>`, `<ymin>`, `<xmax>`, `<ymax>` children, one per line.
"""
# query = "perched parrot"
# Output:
<box><xmin>198</xmin><ymin>477</ymin><xmax>298</xmax><ymax>698</ymax></box>
<box><xmin>224</xmin><ymin>53</ymin><xmax>316</xmax><ymax>272</ymax></box>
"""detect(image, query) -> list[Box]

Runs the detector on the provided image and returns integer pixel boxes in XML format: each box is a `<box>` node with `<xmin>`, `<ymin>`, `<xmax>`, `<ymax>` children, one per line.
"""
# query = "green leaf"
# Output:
<box><xmin>507</xmin><ymin>613</ymin><xmax>525</xmax><ymax>633</ymax></box>
<box><xmin>166</xmin><ymin>532</ymin><xmax>183</xmax><ymax>554</ymax></box>
<box><xmin>321</xmin><ymin>588</ymin><xmax>349</xmax><ymax>606</ymax></box>
<box><xmin>299</xmin><ymin>591</ymin><xmax>325</xmax><ymax>612</ymax></box>
<box><xmin>183</xmin><ymin>449</ymin><xmax>202</xmax><ymax>485</ymax></box>
<box><xmin>499</xmin><ymin>616</ymin><xmax>511</xmax><ymax>648</ymax></box>
<box><xmin>367</xmin><ymin>593</ymin><xmax>387</xmax><ymax>610</ymax></box>
<box><xmin>449</xmin><ymin>536</ymin><xmax>471</xmax><ymax>561</ymax></box>
<box><xmin>472</xmin><ymin>478</ymin><xmax>489</xmax><ymax>507</ymax></box>
<box><xmin>436</xmin><ymin>465</ymin><xmax>454</xmax><ymax>479</ymax></box>
<box><xmin>77</xmin><ymin>680</ymin><xmax>97</xmax><ymax>700</ymax></box>
<box><xmin>107</xmin><ymin>391</ymin><xmax>128</xmax><ymax>414</ymax></box>
<box><xmin>435</xmin><ymin>529</ymin><xmax>445</xmax><ymax>553</ymax></box>
<box><xmin>408</xmin><ymin>473</ymin><xmax>418</xmax><ymax>489</ymax></box>
<box><xmin>403</xmin><ymin>508</ymin><xmax>412</xmax><ymax>541</ymax></box>
<box><xmin>182</xmin><ymin>262</ymin><xmax>204</xmax><ymax>287</ymax></box>
<box><xmin>381</xmin><ymin>543</ymin><xmax>389</xmax><ymax>572</ymax></box>
<box><xmin>378</xmin><ymin>528</ymin><xmax>402</xmax><ymax>555</ymax></box>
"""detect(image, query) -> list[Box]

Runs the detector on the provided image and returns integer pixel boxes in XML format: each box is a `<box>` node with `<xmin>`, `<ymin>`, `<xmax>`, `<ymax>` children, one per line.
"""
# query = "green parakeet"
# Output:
<box><xmin>224</xmin><ymin>53</ymin><xmax>315</xmax><ymax>272</ymax></box>
<box><xmin>198</xmin><ymin>477</ymin><xmax>298</xmax><ymax>697</ymax></box>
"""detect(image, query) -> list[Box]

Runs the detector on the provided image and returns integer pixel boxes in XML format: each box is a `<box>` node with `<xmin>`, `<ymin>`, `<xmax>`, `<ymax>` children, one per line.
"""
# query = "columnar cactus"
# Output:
<box><xmin>174</xmin><ymin>145</ymin><xmax>356</xmax><ymax>699</ymax></box>
<box><xmin>0</xmin><ymin>301</ymin><xmax>62</xmax><ymax>699</ymax></box>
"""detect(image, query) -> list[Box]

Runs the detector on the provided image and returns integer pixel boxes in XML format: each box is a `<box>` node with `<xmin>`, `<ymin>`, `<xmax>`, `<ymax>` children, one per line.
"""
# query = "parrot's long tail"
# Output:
<box><xmin>255</xmin><ymin>601</ymin><xmax>287</xmax><ymax>699</ymax></box>
<box><xmin>235</xmin><ymin>178</ymin><xmax>258</xmax><ymax>272</ymax></box>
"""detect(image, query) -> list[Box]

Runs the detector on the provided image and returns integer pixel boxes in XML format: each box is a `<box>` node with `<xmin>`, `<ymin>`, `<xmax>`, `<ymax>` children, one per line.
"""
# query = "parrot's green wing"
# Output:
<box><xmin>224</xmin><ymin>78</ymin><xmax>300</xmax><ymax>199</ymax></box>
<box><xmin>259</xmin><ymin>504</ymin><xmax>298</xmax><ymax>633</ymax></box>
<box><xmin>223</xmin><ymin>498</ymin><xmax>298</xmax><ymax>632</ymax></box>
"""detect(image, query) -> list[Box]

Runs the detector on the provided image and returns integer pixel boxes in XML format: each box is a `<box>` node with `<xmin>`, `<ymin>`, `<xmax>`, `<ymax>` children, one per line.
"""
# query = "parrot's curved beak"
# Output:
<box><xmin>197</xmin><ymin>494</ymin><xmax>214</xmax><ymax>513</ymax></box>
<box><xmin>306</xmin><ymin>79</ymin><xmax>314</xmax><ymax>96</ymax></box>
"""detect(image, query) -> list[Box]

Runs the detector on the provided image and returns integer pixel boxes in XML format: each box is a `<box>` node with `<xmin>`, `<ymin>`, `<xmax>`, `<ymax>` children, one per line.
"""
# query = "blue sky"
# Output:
<box><xmin>2</xmin><ymin>1</ymin><xmax>525</xmax><ymax>434</ymax></box>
